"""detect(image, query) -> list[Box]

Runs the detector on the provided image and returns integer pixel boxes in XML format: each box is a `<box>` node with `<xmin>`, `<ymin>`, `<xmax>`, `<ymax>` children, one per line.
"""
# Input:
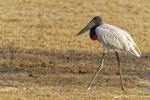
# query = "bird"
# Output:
<box><xmin>76</xmin><ymin>16</ymin><xmax>141</xmax><ymax>91</ymax></box>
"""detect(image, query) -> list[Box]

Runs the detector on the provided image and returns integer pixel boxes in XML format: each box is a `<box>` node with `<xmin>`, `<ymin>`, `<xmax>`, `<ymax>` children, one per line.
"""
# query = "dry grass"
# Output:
<box><xmin>0</xmin><ymin>0</ymin><xmax>149</xmax><ymax>99</ymax></box>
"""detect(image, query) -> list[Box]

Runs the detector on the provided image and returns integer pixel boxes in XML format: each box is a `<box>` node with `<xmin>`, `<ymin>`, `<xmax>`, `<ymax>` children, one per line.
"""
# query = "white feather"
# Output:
<box><xmin>95</xmin><ymin>23</ymin><xmax>141</xmax><ymax>57</ymax></box>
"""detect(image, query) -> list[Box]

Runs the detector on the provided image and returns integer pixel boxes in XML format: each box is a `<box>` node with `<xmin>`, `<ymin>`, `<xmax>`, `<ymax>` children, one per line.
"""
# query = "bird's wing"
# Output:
<box><xmin>96</xmin><ymin>23</ymin><xmax>141</xmax><ymax>57</ymax></box>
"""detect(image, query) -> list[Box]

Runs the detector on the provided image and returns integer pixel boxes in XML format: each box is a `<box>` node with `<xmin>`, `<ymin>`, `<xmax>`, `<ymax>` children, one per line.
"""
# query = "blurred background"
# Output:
<box><xmin>0</xmin><ymin>0</ymin><xmax>149</xmax><ymax>99</ymax></box>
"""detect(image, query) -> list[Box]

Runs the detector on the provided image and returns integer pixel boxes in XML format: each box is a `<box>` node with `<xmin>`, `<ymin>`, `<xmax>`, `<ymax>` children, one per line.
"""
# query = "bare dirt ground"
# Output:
<box><xmin>0</xmin><ymin>0</ymin><xmax>149</xmax><ymax>100</ymax></box>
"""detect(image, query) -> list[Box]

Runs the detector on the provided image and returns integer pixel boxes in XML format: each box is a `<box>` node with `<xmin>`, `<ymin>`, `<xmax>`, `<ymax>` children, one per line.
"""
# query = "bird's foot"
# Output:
<box><xmin>86</xmin><ymin>87</ymin><xmax>91</xmax><ymax>91</ymax></box>
<box><xmin>122</xmin><ymin>88</ymin><xmax>127</xmax><ymax>94</ymax></box>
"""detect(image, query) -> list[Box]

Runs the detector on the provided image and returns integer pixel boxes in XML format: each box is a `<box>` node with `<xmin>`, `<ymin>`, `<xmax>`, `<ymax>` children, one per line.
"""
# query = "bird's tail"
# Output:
<box><xmin>129</xmin><ymin>44</ymin><xmax>141</xmax><ymax>57</ymax></box>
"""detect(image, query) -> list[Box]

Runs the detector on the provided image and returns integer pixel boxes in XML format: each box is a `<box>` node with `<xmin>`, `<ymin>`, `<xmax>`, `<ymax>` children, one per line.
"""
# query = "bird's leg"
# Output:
<box><xmin>115</xmin><ymin>51</ymin><xmax>125</xmax><ymax>91</ymax></box>
<box><xmin>86</xmin><ymin>53</ymin><xmax>106</xmax><ymax>90</ymax></box>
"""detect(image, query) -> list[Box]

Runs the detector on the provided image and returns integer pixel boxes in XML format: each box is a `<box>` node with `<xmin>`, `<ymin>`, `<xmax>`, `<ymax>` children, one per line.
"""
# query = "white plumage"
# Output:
<box><xmin>95</xmin><ymin>23</ymin><xmax>141</xmax><ymax>57</ymax></box>
<box><xmin>76</xmin><ymin>16</ymin><xmax>141</xmax><ymax>91</ymax></box>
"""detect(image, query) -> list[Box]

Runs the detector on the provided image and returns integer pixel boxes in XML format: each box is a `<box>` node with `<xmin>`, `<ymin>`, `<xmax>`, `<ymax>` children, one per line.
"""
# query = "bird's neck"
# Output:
<box><xmin>89</xmin><ymin>25</ymin><xmax>99</xmax><ymax>41</ymax></box>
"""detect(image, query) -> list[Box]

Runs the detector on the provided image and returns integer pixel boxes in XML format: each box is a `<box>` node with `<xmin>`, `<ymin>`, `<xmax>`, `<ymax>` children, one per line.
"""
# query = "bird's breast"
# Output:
<box><xmin>95</xmin><ymin>25</ymin><xmax>106</xmax><ymax>43</ymax></box>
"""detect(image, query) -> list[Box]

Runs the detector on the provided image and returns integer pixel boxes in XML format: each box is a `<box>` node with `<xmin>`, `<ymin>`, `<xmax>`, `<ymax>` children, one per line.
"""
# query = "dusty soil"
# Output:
<box><xmin>0</xmin><ymin>0</ymin><xmax>149</xmax><ymax>99</ymax></box>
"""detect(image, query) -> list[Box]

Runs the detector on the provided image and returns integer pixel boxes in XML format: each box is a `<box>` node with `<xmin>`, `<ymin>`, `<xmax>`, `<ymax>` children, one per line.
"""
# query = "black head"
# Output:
<box><xmin>92</xmin><ymin>16</ymin><xmax>102</xmax><ymax>26</ymax></box>
<box><xmin>76</xmin><ymin>16</ymin><xmax>102</xmax><ymax>36</ymax></box>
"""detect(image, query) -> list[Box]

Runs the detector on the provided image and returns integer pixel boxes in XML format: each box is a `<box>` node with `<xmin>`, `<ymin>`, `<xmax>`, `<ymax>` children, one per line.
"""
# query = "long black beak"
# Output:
<box><xmin>76</xmin><ymin>18</ymin><xmax>97</xmax><ymax>36</ymax></box>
